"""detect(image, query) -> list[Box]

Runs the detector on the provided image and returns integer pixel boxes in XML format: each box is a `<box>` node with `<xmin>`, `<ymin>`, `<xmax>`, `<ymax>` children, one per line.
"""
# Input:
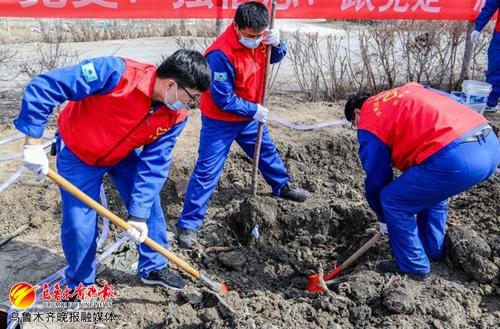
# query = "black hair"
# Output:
<box><xmin>345</xmin><ymin>93</ymin><xmax>371</xmax><ymax>122</ymax></box>
<box><xmin>234</xmin><ymin>1</ymin><xmax>269</xmax><ymax>31</ymax></box>
<box><xmin>157</xmin><ymin>49</ymin><xmax>210</xmax><ymax>92</ymax></box>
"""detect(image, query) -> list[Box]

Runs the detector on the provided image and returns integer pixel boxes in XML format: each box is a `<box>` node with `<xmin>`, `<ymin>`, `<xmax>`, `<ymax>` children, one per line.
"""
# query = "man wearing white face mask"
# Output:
<box><xmin>177</xmin><ymin>1</ymin><xmax>309</xmax><ymax>249</ymax></box>
<box><xmin>13</xmin><ymin>50</ymin><xmax>210</xmax><ymax>291</ymax></box>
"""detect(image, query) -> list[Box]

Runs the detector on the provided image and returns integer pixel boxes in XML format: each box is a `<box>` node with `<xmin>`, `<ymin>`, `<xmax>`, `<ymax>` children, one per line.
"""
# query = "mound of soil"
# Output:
<box><xmin>1</xmin><ymin>102</ymin><xmax>498</xmax><ymax>328</ymax></box>
<box><xmin>152</xmin><ymin>129</ymin><xmax>499</xmax><ymax>328</ymax></box>
<box><xmin>447</xmin><ymin>226</ymin><xmax>499</xmax><ymax>283</ymax></box>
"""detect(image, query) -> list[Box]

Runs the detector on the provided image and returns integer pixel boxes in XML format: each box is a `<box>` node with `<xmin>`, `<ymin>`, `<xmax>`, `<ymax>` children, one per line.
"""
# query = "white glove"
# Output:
<box><xmin>264</xmin><ymin>29</ymin><xmax>280</xmax><ymax>47</ymax></box>
<box><xmin>253</xmin><ymin>104</ymin><xmax>269</xmax><ymax>123</ymax></box>
<box><xmin>378</xmin><ymin>222</ymin><xmax>388</xmax><ymax>235</ymax></box>
<box><xmin>471</xmin><ymin>30</ymin><xmax>480</xmax><ymax>44</ymax></box>
<box><xmin>23</xmin><ymin>144</ymin><xmax>49</xmax><ymax>180</ymax></box>
<box><xmin>126</xmin><ymin>217</ymin><xmax>148</xmax><ymax>244</ymax></box>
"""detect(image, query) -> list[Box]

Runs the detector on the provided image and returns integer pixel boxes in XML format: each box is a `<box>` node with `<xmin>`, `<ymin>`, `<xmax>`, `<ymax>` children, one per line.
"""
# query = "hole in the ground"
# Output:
<box><xmin>105</xmin><ymin>132</ymin><xmax>378</xmax><ymax>293</ymax></box>
<box><xmin>224</xmin><ymin>135</ymin><xmax>374</xmax><ymax>254</ymax></box>
<box><xmin>197</xmin><ymin>135</ymin><xmax>381</xmax><ymax>293</ymax></box>
<box><xmin>226</xmin><ymin>196</ymin><xmax>372</xmax><ymax>248</ymax></box>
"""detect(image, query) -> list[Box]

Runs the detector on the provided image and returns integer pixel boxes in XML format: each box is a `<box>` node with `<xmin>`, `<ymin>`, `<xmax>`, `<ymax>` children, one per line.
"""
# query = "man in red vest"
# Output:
<box><xmin>345</xmin><ymin>83</ymin><xmax>499</xmax><ymax>279</ymax></box>
<box><xmin>14</xmin><ymin>50</ymin><xmax>210</xmax><ymax>291</ymax></box>
<box><xmin>177</xmin><ymin>1</ymin><xmax>309</xmax><ymax>249</ymax></box>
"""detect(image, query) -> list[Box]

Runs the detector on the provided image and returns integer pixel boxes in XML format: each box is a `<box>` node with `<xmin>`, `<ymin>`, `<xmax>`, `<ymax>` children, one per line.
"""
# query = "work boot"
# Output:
<box><xmin>178</xmin><ymin>227</ymin><xmax>198</xmax><ymax>250</ymax></box>
<box><xmin>278</xmin><ymin>183</ymin><xmax>309</xmax><ymax>202</ymax></box>
<box><xmin>141</xmin><ymin>268</ymin><xmax>186</xmax><ymax>290</ymax></box>
<box><xmin>484</xmin><ymin>105</ymin><xmax>497</xmax><ymax>113</ymax></box>
<box><xmin>376</xmin><ymin>259</ymin><xmax>429</xmax><ymax>282</ymax></box>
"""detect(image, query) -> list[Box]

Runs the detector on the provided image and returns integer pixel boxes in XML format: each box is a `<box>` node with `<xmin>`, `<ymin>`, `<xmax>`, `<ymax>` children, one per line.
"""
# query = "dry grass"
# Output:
<box><xmin>18</xmin><ymin>42</ymin><xmax>79</xmax><ymax>79</ymax></box>
<box><xmin>0</xmin><ymin>19</ymin><xmax>492</xmax><ymax>101</ymax></box>
<box><xmin>0</xmin><ymin>18</ymin><xmax>220</xmax><ymax>80</ymax></box>
<box><xmin>0</xmin><ymin>48</ymin><xmax>17</xmax><ymax>81</ymax></box>
<box><xmin>0</xmin><ymin>18</ymin><xmax>218</xmax><ymax>44</ymax></box>
<box><xmin>288</xmin><ymin>20</ymin><xmax>492</xmax><ymax>101</ymax></box>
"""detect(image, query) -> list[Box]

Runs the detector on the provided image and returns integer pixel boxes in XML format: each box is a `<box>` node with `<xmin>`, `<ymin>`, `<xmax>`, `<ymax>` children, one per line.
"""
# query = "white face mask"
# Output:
<box><xmin>163</xmin><ymin>83</ymin><xmax>188</xmax><ymax>111</ymax></box>
<box><xmin>239</xmin><ymin>35</ymin><xmax>263</xmax><ymax>49</ymax></box>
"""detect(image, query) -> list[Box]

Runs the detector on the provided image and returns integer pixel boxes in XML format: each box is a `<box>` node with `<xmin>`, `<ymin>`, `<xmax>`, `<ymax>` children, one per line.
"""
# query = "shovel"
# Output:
<box><xmin>251</xmin><ymin>0</ymin><xmax>276</xmax><ymax>196</ymax></box>
<box><xmin>47</xmin><ymin>168</ymin><xmax>229</xmax><ymax>294</ymax></box>
<box><xmin>306</xmin><ymin>231</ymin><xmax>382</xmax><ymax>293</ymax></box>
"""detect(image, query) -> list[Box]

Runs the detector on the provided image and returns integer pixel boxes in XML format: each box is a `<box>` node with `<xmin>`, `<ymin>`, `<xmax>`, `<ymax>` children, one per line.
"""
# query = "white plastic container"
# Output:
<box><xmin>462</xmin><ymin>80</ymin><xmax>492</xmax><ymax>112</ymax></box>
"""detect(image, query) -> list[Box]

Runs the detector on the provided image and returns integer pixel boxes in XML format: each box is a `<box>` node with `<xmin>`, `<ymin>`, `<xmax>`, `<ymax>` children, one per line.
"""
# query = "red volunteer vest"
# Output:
<box><xmin>201</xmin><ymin>22</ymin><xmax>268</xmax><ymax>122</ymax></box>
<box><xmin>358</xmin><ymin>83</ymin><xmax>488</xmax><ymax>171</ymax></box>
<box><xmin>496</xmin><ymin>11</ymin><xmax>500</xmax><ymax>32</ymax></box>
<box><xmin>58</xmin><ymin>59</ymin><xmax>188</xmax><ymax>166</ymax></box>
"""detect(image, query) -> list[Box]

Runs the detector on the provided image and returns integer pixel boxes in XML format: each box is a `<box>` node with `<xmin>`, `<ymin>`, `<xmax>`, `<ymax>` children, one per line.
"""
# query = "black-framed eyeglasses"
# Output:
<box><xmin>177</xmin><ymin>82</ymin><xmax>199</xmax><ymax>105</ymax></box>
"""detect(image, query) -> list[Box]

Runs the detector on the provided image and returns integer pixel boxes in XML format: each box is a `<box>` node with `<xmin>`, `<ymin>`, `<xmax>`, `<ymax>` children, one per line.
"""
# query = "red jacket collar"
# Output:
<box><xmin>136</xmin><ymin>65</ymin><xmax>157</xmax><ymax>97</ymax></box>
<box><xmin>227</xmin><ymin>22</ymin><xmax>246</xmax><ymax>50</ymax></box>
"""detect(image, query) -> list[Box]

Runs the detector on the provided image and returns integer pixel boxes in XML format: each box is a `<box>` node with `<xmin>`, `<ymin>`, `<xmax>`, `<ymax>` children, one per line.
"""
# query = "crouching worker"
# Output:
<box><xmin>14</xmin><ymin>50</ymin><xmax>210</xmax><ymax>290</ymax></box>
<box><xmin>345</xmin><ymin>82</ymin><xmax>499</xmax><ymax>280</ymax></box>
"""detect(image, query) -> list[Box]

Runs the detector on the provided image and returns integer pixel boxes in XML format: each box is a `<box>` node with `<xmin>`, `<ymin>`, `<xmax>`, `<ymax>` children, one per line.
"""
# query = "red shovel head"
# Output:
<box><xmin>219</xmin><ymin>283</ymin><xmax>231</xmax><ymax>293</ymax></box>
<box><xmin>305</xmin><ymin>274</ymin><xmax>325</xmax><ymax>293</ymax></box>
<box><xmin>305</xmin><ymin>266</ymin><xmax>343</xmax><ymax>293</ymax></box>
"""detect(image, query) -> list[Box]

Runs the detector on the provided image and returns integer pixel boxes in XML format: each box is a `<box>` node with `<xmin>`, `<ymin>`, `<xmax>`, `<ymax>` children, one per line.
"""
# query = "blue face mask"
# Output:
<box><xmin>239</xmin><ymin>35</ymin><xmax>263</xmax><ymax>49</ymax></box>
<box><xmin>164</xmin><ymin>84</ymin><xmax>187</xmax><ymax>111</ymax></box>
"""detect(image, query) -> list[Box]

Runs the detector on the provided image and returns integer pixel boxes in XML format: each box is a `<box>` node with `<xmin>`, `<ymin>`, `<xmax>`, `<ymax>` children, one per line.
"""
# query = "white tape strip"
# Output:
<box><xmin>0</xmin><ymin>134</ymin><xmax>55</xmax><ymax>161</ymax></box>
<box><xmin>268</xmin><ymin>114</ymin><xmax>349</xmax><ymax>131</ymax></box>
<box><xmin>0</xmin><ymin>167</ymin><xmax>26</xmax><ymax>193</ymax></box>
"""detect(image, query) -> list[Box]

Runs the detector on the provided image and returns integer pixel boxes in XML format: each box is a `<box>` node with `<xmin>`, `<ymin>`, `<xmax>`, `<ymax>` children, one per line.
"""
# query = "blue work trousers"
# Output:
<box><xmin>56</xmin><ymin>138</ymin><xmax>168</xmax><ymax>289</ymax></box>
<box><xmin>380</xmin><ymin>126</ymin><xmax>499</xmax><ymax>274</ymax></box>
<box><xmin>487</xmin><ymin>32</ymin><xmax>500</xmax><ymax>107</ymax></box>
<box><xmin>178</xmin><ymin>115</ymin><xmax>290</xmax><ymax>231</ymax></box>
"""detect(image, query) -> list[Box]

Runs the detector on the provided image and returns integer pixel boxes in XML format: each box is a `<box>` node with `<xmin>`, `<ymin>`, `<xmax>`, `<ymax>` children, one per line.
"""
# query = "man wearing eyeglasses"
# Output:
<box><xmin>14</xmin><ymin>50</ymin><xmax>210</xmax><ymax>291</ymax></box>
<box><xmin>177</xmin><ymin>1</ymin><xmax>309</xmax><ymax>249</ymax></box>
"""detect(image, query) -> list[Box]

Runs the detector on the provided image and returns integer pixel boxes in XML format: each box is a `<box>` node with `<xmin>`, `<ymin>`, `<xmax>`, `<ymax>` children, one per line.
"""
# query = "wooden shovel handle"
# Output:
<box><xmin>341</xmin><ymin>232</ymin><xmax>383</xmax><ymax>269</ymax></box>
<box><xmin>47</xmin><ymin>168</ymin><xmax>201</xmax><ymax>280</ymax></box>
<box><xmin>251</xmin><ymin>0</ymin><xmax>277</xmax><ymax>196</ymax></box>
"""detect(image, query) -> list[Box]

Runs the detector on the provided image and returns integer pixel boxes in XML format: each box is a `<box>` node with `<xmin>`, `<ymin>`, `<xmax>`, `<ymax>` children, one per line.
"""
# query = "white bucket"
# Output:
<box><xmin>462</xmin><ymin>80</ymin><xmax>492</xmax><ymax>112</ymax></box>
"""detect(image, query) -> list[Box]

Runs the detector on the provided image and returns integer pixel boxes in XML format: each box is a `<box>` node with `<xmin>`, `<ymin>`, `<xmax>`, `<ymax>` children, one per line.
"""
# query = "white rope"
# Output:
<box><xmin>96</xmin><ymin>184</ymin><xmax>110</xmax><ymax>248</ymax></box>
<box><xmin>268</xmin><ymin>114</ymin><xmax>349</xmax><ymax>131</ymax></box>
<box><xmin>0</xmin><ymin>133</ymin><xmax>54</xmax><ymax>161</ymax></box>
<box><xmin>0</xmin><ymin>133</ymin><xmax>24</xmax><ymax>146</ymax></box>
<box><xmin>0</xmin><ymin>167</ymin><xmax>26</xmax><ymax>193</ymax></box>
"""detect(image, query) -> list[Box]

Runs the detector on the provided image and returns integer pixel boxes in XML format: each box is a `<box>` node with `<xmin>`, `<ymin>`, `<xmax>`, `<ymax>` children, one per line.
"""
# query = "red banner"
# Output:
<box><xmin>0</xmin><ymin>0</ymin><xmax>488</xmax><ymax>20</ymax></box>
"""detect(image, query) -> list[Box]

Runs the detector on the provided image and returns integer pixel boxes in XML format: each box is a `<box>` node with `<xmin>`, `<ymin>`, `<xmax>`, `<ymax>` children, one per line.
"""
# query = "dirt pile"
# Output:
<box><xmin>152</xmin><ymin>131</ymin><xmax>499</xmax><ymax>328</ymax></box>
<box><xmin>227</xmin><ymin>196</ymin><xmax>279</xmax><ymax>245</ymax></box>
<box><xmin>447</xmin><ymin>225</ymin><xmax>499</xmax><ymax>283</ymax></box>
<box><xmin>1</xmin><ymin>105</ymin><xmax>498</xmax><ymax>328</ymax></box>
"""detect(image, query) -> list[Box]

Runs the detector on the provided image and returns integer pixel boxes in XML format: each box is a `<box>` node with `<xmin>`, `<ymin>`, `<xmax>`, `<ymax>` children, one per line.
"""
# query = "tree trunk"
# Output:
<box><xmin>458</xmin><ymin>21</ymin><xmax>475</xmax><ymax>88</ymax></box>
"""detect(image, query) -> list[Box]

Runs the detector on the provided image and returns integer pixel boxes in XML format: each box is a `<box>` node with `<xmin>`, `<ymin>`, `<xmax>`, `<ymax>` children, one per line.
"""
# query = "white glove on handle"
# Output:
<box><xmin>126</xmin><ymin>217</ymin><xmax>148</xmax><ymax>244</ymax></box>
<box><xmin>471</xmin><ymin>30</ymin><xmax>480</xmax><ymax>44</ymax></box>
<box><xmin>378</xmin><ymin>222</ymin><xmax>388</xmax><ymax>235</ymax></box>
<box><xmin>23</xmin><ymin>144</ymin><xmax>49</xmax><ymax>180</ymax></box>
<box><xmin>253</xmin><ymin>104</ymin><xmax>269</xmax><ymax>123</ymax></box>
<box><xmin>264</xmin><ymin>29</ymin><xmax>280</xmax><ymax>47</ymax></box>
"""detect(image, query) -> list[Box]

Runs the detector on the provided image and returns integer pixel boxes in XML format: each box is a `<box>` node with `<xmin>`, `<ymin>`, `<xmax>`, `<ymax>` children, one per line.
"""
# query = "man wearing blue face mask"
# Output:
<box><xmin>177</xmin><ymin>1</ymin><xmax>309</xmax><ymax>249</ymax></box>
<box><xmin>14</xmin><ymin>50</ymin><xmax>210</xmax><ymax>291</ymax></box>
